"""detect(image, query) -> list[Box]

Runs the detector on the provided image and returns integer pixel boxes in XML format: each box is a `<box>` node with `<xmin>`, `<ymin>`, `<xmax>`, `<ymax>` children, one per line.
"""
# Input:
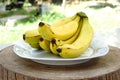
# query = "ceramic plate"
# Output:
<box><xmin>13</xmin><ymin>35</ymin><xmax>109</xmax><ymax>65</ymax></box>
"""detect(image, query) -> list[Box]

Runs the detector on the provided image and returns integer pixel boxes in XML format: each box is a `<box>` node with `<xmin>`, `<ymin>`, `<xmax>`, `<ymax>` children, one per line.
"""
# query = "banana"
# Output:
<box><xmin>38</xmin><ymin>22</ymin><xmax>53</xmax><ymax>41</ymax></box>
<box><xmin>38</xmin><ymin>14</ymin><xmax>80</xmax><ymax>41</ymax></box>
<box><xmin>49</xmin><ymin>18</ymin><xmax>83</xmax><ymax>55</ymax></box>
<box><xmin>39</xmin><ymin>37</ymin><xmax>50</xmax><ymax>51</ymax></box>
<box><xmin>56</xmin><ymin>16</ymin><xmax>94</xmax><ymax>58</ymax></box>
<box><xmin>56</xmin><ymin>18</ymin><xmax>83</xmax><ymax>45</ymax></box>
<box><xmin>23</xmin><ymin>29</ymin><xmax>41</xmax><ymax>49</ymax></box>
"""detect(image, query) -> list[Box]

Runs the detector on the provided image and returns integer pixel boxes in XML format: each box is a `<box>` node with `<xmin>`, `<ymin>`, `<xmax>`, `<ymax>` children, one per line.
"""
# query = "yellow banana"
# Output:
<box><xmin>23</xmin><ymin>29</ymin><xmax>41</xmax><ymax>49</ymax></box>
<box><xmin>56</xmin><ymin>18</ymin><xmax>83</xmax><ymax>45</ymax></box>
<box><xmin>39</xmin><ymin>37</ymin><xmax>50</xmax><ymax>51</ymax></box>
<box><xmin>49</xmin><ymin>18</ymin><xmax>83</xmax><ymax>55</ymax></box>
<box><xmin>56</xmin><ymin>16</ymin><xmax>94</xmax><ymax>58</ymax></box>
<box><xmin>38</xmin><ymin>22</ymin><xmax>53</xmax><ymax>41</ymax></box>
<box><xmin>38</xmin><ymin>15</ymin><xmax>80</xmax><ymax>41</ymax></box>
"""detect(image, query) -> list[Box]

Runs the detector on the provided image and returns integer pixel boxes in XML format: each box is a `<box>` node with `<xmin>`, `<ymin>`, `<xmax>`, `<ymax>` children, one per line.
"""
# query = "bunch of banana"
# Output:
<box><xmin>56</xmin><ymin>16</ymin><xmax>94</xmax><ymax>58</ymax></box>
<box><xmin>49</xmin><ymin>18</ymin><xmax>83</xmax><ymax>55</ymax></box>
<box><xmin>23</xmin><ymin>12</ymin><xmax>94</xmax><ymax>58</ymax></box>
<box><xmin>23</xmin><ymin>29</ymin><xmax>42</xmax><ymax>49</ymax></box>
<box><xmin>37</xmin><ymin>12</ymin><xmax>94</xmax><ymax>58</ymax></box>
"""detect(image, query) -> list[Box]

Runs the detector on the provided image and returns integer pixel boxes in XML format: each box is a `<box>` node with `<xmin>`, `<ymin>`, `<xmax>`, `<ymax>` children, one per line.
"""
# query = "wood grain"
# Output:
<box><xmin>0</xmin><ymin>46</ymin><xmax>120</xmax><ymax>80</ymax></box>
<box><xmin>0</xmin><ymin>65</ymin><xmax>3</xmax><ymax>80</ymax></box>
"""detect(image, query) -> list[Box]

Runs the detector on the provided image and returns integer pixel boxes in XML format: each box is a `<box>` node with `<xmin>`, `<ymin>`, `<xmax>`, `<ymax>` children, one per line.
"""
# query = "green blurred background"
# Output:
<box><xmin>0</xmin><ymin>0</ymin><xmax>120</xmax><ymax>44</ymax></box>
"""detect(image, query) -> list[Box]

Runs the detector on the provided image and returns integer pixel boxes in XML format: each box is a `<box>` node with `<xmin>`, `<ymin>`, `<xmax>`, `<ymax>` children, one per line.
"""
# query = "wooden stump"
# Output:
<box><xmin>0</xmin><ymin>46</ymin><xmax>120</xmax><ymax>80</ymax></box>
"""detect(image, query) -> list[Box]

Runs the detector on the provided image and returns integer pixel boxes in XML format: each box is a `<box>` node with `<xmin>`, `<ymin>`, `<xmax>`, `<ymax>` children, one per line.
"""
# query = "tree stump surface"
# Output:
<box><xmin>0</xmin><ymin>46</ymin><xmax>120</xmax><ymax>80</ymax></box>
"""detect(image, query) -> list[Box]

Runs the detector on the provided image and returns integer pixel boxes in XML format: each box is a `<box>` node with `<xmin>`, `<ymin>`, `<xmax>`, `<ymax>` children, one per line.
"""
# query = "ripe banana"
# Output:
<box><xmin>23</xmin><ymin>29</ymin><xmax>41</xmax><ymax>49</ymax></box>
<box><xmin>39</xmin><ymin>37</ymin><xmax>50</xmax><ymax>51</ymax></box>
<box><xmin>56</xmin><ymin>16</ymin><xmax>94</xmax><ymax>58</ymax></box>
<box><xmin>56</xmin><ymin>18</ymin><xmax>83</xmax><ymax>45</ymax></box>
<box><xmin>49</xmin><ymin>18</ymin><xmax>83</xmax><ymax>55</ymax></box>
<box><xmin>38</xmin><ymin>14</ymin><xmax>80</xmax><ymax>41</ymax></box>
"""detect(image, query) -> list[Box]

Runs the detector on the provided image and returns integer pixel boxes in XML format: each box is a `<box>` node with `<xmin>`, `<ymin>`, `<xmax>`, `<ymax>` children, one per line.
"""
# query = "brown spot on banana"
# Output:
<box><xmin>40</xmin><ymin>37</ymin><xmax>43</xmax><ymax>41</ymax></box>
<box><xmin>56</xmin><ymin>48</ymin><xmax>62</xmax><ymax>53</ymax></box>
<box><xmin>23</xmin><ymin>34</ymin><xmax>25</xmax><ymax>40</ymax></box>
<box><xmin>51</xmin><ymin>39</ymin><xmax>56</xmax><ymax>44</ymax></box>
<box><xmin>67</xmin><ymin>48</ymin><xmax>70</xmax><ymax>49</ymax></box>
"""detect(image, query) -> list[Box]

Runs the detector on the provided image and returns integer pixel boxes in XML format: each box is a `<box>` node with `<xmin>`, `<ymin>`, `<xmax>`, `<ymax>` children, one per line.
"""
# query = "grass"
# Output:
<box><xmin>0</xmin><ymin>1</ymin><xmax>120</xmax><ymax>44</ymax></box>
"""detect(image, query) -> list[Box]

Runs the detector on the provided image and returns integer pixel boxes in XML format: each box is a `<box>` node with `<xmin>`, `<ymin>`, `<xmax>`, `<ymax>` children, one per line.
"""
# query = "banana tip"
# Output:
<box><xmin>39</xmin><ymin>22</ymin><xmax>44</xmax><ymax>27</ymax></box>
<box><xmin>23</xmin><ymin>34</ymin><xmax>25</xmax><ymax>40</ymax></box>
<box><xmin>56</xmin><ymin>48</ymin><xmax>62</xmax><ymax>53</ymax></box>
<box><xmin>51</xmin><ymin>39</ymin><xmax>56</xmax><ymax>44</ymax></box>
<box><xmin>40</xmin><ymin>37</ymin><xmax>44</xmax><ymax>41</ymax></box>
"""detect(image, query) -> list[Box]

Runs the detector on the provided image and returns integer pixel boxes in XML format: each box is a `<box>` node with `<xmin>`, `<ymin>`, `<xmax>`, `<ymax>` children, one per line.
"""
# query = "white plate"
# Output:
<box><xmin>13</xmin><ymin>35</ymin><xmax>109</xmax><ymax>65</ymax></box>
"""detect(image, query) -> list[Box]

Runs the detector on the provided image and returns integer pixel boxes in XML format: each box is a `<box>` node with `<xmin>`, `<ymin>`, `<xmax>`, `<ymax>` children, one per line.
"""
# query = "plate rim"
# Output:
<box><xmin>13</xmin><ymin>43</ymin><xmax>109</xmax><ymax>61</ymax></box>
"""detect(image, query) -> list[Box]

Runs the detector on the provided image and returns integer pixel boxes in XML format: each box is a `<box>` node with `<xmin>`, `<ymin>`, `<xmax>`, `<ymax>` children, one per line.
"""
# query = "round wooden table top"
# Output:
<box><xmin>0</xmin><ymin>46</ymin><xmax>120</xmax><ymax>80</ymax></box>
